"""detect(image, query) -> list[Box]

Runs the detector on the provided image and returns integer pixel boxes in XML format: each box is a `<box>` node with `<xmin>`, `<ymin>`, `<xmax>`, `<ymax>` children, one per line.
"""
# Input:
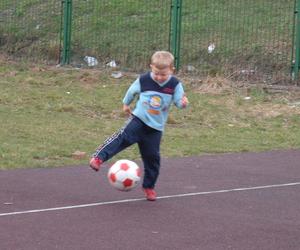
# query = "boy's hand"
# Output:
<box><xmin>123</xmin><ymin>104</ymin><xmax>132</xmax><ymax>115</ymax></box>
<box><xmin>181</xmin><ymin>95</ymin><xmax>189</xmax><ymax>108</ymax></box>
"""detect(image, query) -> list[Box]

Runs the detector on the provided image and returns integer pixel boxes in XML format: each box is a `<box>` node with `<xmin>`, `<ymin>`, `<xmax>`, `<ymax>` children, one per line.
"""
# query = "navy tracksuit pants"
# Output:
<box><xmin>94</xmin><ymin>115</ymin><xmax>162</xmax><ymax>189</ymax></box>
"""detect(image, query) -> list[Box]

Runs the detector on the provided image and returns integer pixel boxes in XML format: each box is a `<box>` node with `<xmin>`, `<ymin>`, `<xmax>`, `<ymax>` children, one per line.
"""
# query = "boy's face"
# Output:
<box><xmin>150</xmin><ymin>65</ymin><xmax>174</xmax><ymax>83</ymax></box>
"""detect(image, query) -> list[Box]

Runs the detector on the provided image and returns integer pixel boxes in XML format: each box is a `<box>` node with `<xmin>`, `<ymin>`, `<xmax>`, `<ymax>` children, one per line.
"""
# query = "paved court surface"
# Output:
<box><xmin>0</xmin><ymin>150</ymin><xmax>300</xmax><ymax>250</ymax></box>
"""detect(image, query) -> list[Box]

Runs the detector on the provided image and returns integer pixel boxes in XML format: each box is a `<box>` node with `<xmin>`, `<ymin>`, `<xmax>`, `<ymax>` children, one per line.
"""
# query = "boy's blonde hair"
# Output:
<box><xmin>151</xmin><ymin>51</ymin><xmax>174</xmax><ymax>69</ymax></box>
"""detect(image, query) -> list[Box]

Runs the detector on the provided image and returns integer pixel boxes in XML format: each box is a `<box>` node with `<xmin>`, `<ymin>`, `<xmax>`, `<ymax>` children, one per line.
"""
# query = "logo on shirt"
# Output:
<box><xmin>148</xmin><ymin>95</ymin><xmax>162</xmax><ymax>115</ymax></box>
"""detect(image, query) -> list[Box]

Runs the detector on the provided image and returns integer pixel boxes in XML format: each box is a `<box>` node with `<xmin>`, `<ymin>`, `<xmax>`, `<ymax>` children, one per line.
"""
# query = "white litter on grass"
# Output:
<box><xmin>187</xmin><ymin>65</ymin><xmax>196</xmax><ymax>72</ymax></box>
<box><xmin>111</xmin><ymin>71</ymin><xmax>123</xmax><ymax>79</ymax></box>
<box><xmin>240</xmin><ymin>70</ymin><xmax>255</xmax><ymax>75</ymax></box>
<box><xmin>84</xmin><ymin>56</ymin><xmax>98</xmax><ymax>67</ymax></box>
<box><xmin>106</xmin><ymin>60</ymin><xmax>117</xmax><ymax>67</ymax></box>
<box><xmin>244</xmin><ymin>96</ymin><xmax>251</xmax><ymax>100</ymax></box>
<box><xmin>208</xmin><ymin>43</ymin><xmax>215</xmax><ymax>53</ymax></box>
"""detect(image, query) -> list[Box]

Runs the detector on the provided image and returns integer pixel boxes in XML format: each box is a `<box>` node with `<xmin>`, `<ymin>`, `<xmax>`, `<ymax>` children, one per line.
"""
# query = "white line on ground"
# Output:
<box><xmin>1</xmin><ymin>181</ymin><xmax>300</xmax><ymax>217</ymax></box>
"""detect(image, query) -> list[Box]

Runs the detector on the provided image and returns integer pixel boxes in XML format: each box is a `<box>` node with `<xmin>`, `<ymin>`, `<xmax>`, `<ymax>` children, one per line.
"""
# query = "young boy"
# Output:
<box><xmin>89</xmin><ymin>51</ymin><xmax>188</xmax><ymax>201</ymax></box>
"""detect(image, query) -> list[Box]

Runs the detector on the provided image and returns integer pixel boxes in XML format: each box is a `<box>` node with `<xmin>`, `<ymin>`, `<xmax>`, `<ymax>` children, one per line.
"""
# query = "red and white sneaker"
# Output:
<box><xmin>143</xmin><ymin>188</ymin><xmax>157</xmax><ymax>201</ymax></box>
<box><xmin>89</xmin><ymin>157</ymin><xmax>103</xmax><ymax>171</ymax></box>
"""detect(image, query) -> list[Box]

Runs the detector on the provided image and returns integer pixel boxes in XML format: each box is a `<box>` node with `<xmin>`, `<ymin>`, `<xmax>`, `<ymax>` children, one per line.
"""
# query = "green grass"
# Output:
<box><xmin>0</xmin><ymin>60</ymin><xmax>300</xmax><ymax>169</ymax></box>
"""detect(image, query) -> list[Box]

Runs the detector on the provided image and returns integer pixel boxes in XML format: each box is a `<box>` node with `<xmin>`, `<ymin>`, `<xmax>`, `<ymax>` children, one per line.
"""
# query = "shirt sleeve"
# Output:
<box><xmin>173</xmin><ymin>82</ymin><xmax>186</xmax><ymax>108</ymax></box>
<box><xmin>122</xmin><ymin>78</ymin><xmax>141</xmax><ymax>105</ymax></box>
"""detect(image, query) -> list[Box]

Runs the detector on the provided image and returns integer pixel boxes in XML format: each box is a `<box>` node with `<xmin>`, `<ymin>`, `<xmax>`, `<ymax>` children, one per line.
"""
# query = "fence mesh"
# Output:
<box><xmin>71</xmin><ymin>0</ymin><xmax>171</xmax><ymax>71</ymax></box>
<box><xmin>0</xmin><ymin>0</ymin><xmax>296</xmax><ymax>82</ymax></box>
<box><xmin>180</xmin><ymin>0</ymin><xmax>295</xmax><ymax>82</ymax></box>
<box><xmin>0</xmin><ymin>0</ymin><xmax>61</xmax><ymax>63</ymax></box>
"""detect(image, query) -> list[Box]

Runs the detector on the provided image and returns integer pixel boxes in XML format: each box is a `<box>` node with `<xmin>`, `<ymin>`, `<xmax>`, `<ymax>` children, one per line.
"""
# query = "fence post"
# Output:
<box><xmin>169</xmin><ymin>0</ymin><xmax>182</xmax><ymax>70</ymax></box>
<box><xmin>61</xmin><ymin>0</ymin><xmax>72</xmax><ymax>65</ymax></box>
<box><xmin>292</xmin><ymin>0</ymin><xmax>300</xmax><ymax>80</ymax></box>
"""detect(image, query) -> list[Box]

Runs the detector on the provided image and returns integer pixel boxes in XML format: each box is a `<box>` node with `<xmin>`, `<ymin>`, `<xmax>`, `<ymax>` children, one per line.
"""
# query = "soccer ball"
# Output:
<box><xmin>107</xmin><ymin>159</ymin><xmax>141</xmax><ymax>191</ymax></box>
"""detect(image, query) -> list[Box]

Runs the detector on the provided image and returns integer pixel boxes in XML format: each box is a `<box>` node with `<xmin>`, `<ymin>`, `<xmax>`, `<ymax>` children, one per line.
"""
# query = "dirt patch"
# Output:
<box><xmin>191</xmin><ymin>76</ymin><xmax>234</xmax><ymax>94</ymax></box>
<box><xmin>245</xmin><ymin>103</ymin><xmax>300</xmax><ymax>118</ymax></box>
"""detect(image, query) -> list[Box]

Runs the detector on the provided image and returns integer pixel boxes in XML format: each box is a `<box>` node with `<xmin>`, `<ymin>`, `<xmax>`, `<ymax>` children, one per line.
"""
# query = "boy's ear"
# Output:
<box><xmin>150</xmin><ymin>64</ymin><xmax>155</xmax><ymax>71</ymax></box>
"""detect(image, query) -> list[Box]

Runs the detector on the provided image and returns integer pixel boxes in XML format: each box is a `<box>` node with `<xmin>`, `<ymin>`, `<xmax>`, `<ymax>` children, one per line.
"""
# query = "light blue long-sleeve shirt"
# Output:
<box><xmin>123</xmin><ymin>72</ymin><xmax>186</xmax><ymax>131</ymax></box>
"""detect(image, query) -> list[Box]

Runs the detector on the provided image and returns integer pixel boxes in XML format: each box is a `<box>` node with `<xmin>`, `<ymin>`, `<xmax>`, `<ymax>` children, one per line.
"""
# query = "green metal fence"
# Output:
<box><xmin>180</xmin><ymin>0</ymin><xmax>295</xmax><ymax>82</ymax></box>
<box><xmin>67</xmin><ymin>0</ymin><xmax>171</xmax><ymax>71</ymax></box>
<box><xmin>0</xmin><ymin>0</ymin><xmax>298</xmax><ymax>82</ymax></box>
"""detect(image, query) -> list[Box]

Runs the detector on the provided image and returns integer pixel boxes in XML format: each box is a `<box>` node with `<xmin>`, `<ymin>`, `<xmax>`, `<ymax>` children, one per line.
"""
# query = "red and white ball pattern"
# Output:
<box><xmin>107</xmin><ymin>159</ymin><xmax>141</xmax><ymax>191</ymax></box>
